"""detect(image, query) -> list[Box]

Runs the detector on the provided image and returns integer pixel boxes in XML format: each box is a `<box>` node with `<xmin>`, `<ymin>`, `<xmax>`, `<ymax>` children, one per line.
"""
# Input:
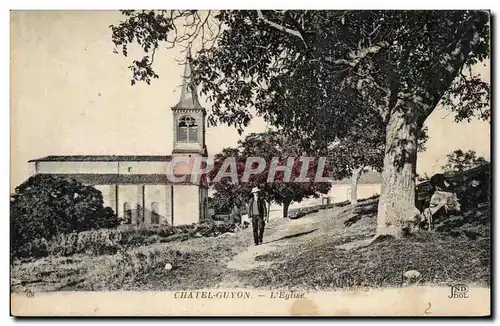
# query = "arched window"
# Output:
<box><xmin>151</xmin><ymin>202</ymin><xmax>160</xmax><ymax>224</ymax></box>
<box><xmin>124</xmin><ymin>202</ymin><xmax>131</xmax><ymax>224</ymax></box>
<box><xmin>178</xmin><ymin>116</ymin><xmax>198</xmax><ymax>142</ymax></box>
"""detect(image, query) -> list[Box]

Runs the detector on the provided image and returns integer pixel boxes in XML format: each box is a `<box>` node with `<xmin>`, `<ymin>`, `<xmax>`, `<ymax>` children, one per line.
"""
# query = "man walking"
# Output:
<box><xmin>248</xmin><ymin>187</ymin><xmax>267</xmax><ymax>246</ymax></box>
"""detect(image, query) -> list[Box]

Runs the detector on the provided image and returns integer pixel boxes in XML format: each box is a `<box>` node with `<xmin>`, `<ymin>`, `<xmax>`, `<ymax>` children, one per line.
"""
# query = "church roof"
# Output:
<box><xmin>28</xmin><ymin>155</ymin><xmax>172</xmax><ymax>162</ymax></box>
<box><xmin>172</xmin><ymin>53</ymin><xmax>204</xmax><ymax>111</ymax></box>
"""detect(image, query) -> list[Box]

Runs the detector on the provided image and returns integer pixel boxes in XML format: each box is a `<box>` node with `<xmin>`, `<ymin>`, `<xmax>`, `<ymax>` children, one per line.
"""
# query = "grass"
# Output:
<box><xmin>237</xmin><ymin>230</ymin><xmax>490</xmax><ymax>290</ymax></box>
<box><xmin>235</xmin><ymin>198</ymin><xmax>490</xmax><ymax>290</ymax></box>
<box><xmin>11</xmin><ymin>228</ymin><xmax>254</xmax><ymax>292</ymax></box>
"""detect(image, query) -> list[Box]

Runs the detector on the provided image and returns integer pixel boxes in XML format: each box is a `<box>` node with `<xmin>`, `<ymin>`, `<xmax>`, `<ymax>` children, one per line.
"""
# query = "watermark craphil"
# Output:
<box><xmin>167</xmin><ymin>156</ymin><xmax>332</xmax><ymax>184</ymax></box>
<box><xmin>267</xmin><ymin>157</ymin><xmax>295</xmax><ymax>183</ymax></box>
<box><xmin>242</xmin><ymin>157</ymin><xmax>266</xmax><ymax>182</ymax></box>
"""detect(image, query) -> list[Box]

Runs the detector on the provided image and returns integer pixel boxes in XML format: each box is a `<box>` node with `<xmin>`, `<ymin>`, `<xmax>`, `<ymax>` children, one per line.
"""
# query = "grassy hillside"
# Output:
<box><xmin>234</xmin><ymin>198</ymin><xmax>490</xmax><ymax>289</ymax></box>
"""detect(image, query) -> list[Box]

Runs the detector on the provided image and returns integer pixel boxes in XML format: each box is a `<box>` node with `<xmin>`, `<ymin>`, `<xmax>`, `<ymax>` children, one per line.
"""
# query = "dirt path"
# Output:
<box><xmin>217</xmin><ymin>212</ymin><xmax>331</xmax><ymax>288</ymax></box>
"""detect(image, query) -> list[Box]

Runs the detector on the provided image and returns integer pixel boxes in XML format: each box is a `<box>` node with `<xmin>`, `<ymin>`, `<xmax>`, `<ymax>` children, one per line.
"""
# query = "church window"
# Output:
<box><xmin>151</xmin><ymin>202</ymin><xmax>160</xmax><ymax>224</ymax></box>
<box><xmin>124</xmin><ymin>202</ymin><xmax>131</xmax><ymax>224</ymax></box>
<box><xmin>178</xmin><ymin>116</ymin><xmax>198</xmax><ymax>142</ymax></box>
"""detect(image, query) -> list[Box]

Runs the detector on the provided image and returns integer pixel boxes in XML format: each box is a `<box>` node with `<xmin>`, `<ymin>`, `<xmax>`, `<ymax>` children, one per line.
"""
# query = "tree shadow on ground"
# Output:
<box><xmin>344</xmin><ymin>201</ymin><xmax>378</xmax><ymax>227</ymax></box>
<box><xmin>268</xmin><ymin>229</ymin><xmax>318</xmax><ymax>243</ymax></box>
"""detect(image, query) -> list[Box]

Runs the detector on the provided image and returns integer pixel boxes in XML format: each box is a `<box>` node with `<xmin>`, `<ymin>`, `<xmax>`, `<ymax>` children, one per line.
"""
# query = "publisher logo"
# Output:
<box><xmin>448</xmin><ymin>284</ymin><xmax>469</xmax><ymax>299</ymax></box>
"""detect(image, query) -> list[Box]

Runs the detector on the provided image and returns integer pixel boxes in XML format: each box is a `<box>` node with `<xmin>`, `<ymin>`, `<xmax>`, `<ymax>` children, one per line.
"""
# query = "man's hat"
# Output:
<box><xmin>251</xmin><ymin>187</ymin><xmax>260</xmax><ymax>193</ymax></box>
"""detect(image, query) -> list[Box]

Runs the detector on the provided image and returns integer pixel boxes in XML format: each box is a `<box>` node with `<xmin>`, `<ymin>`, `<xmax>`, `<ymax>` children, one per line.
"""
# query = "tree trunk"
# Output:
<box><xmin>283</xmin><ymin>198</ymin><xmax>292</xmax><ymax>218</ymax></box>
<box><xmin>350</xmin><ymin>167</ymin><xmax>364</xmax><ymax>206</ymax></box>
<box><xmin>376</xmin><ymin>105</ymin><xmax>418</xmax><ymax>238</ymax></box>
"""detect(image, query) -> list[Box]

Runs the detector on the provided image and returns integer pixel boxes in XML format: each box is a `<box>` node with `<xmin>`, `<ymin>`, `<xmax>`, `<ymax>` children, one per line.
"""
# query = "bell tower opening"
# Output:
<box><xmin>177</xmin><ymin>116</ymin><xmax>198</xmax><ymax>143</ymax></box>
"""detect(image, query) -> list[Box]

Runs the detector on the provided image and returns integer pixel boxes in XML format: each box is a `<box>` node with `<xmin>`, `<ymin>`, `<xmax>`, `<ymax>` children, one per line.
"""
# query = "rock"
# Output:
<box><xmin>194</xmin><ymin>232</ymin><xmax>202</xmax><ymax>238</ymax></box>
<box><xmin>404</xmin><ymin>270</ymin><xmax>421</xmax><ymax>278</ymax></box>
<box><xmin>403</xmin><ymin>270</ymin><xmax>422</xmax><ymax>285</ymax></box>
<box><xmin>164</xmin><ymin>263</ymin><xmax>173</xmax><ymax>271</ymax></box>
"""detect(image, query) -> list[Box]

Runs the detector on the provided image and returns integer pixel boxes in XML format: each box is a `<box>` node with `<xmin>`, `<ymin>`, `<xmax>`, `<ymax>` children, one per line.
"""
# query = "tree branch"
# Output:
<box><xmin>257</xmin><ymin>10</ymin><xmax>307</xmax><ymax>48</ymax></box>
<box><xmin>324</xmin><ymin>41</ymin><xmax>390</xmax><ymax>67</ymax></box>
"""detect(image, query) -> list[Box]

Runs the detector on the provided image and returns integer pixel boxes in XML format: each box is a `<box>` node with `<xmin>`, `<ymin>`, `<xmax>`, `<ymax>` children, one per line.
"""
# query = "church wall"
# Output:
<box><xmin>144</xmin><ymin>185</ymin><xmax>171</xmax><ymax>225</ymax></box>
<box><xmin>37</xmin><ymin>161</ymin><xmax>117</xmax><ymax>174</ymax></box>
<box><xmin>118</xmin><ymin>162</ymin><xmax>169</xmax><ymax>174</ymax></box>
<box><xmin>36</xmin><ymin>161</ymin><xmax>172</xmax><ymax>175</ymax></box>
<box><xmin>170</xmin><ymin>155</ymin><xmax>197</xmax><ymax>175</ymax></box>
<box><xmin>173</xmin><ymin>142</ymin><xmax>202</xmax><ymax>153</ymax></box>
<box><xmin>172</xmin><ymin>185</ymin><xmax>200</xmax><ymax>226</ymax></box>
<box><xmin>117</xmin><ymin>185</ymin><xmax>140</xmax><ymax>222</ymax></box>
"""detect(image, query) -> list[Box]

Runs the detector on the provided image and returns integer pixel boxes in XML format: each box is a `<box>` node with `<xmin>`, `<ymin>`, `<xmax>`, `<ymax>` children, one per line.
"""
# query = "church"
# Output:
<box><xmin>27</xmin><ymin>58</ymin><xmax>210</xmax><ymax>226</ymax></box>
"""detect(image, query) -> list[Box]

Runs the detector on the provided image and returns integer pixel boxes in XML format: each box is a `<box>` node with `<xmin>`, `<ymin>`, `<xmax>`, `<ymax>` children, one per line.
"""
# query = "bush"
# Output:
<box><xmin>11</xmin><ymin>175</ymin><xmax>120</xmax><ymax>257</ymax></box>
<box><xmin>49</xmin><ymin>229</ymin><xmax>124</xmax><ymax>256</ymax></box>
<box><xmin>11</xmin><ymin>237</ymin><xmax>49</xmax><ymax>259</ymax></box>
<box><xmin>12</xmin><ymin>220</ymin><xmax>240</xmax><ymax>260</ymax></box>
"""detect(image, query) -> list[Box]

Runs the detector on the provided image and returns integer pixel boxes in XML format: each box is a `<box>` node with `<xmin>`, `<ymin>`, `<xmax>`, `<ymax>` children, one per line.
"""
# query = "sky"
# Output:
<box><xmin>10</xmin><ymin>10</ymin><xmax>491</xmax><ymax>189</ymax></box>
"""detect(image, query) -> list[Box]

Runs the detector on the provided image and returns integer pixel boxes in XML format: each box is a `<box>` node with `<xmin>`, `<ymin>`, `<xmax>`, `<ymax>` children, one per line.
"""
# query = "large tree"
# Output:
<box><xmin>111</xmin><ymin>10</ymin><xmax>490</xmax><ymax>237</ymax></box>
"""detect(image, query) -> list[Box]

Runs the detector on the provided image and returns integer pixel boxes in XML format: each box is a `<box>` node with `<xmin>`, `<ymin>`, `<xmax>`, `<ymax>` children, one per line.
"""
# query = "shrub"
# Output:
<box><xmin>49</xmin><ymin>229</ymin><xmax>123</xmax><ymax>256</ymax></box>
<box><xmin>11</xmin><ymin>237</ymin><xmax>49</xmax><ymax>259</ymax></box>
<box><xmin>12</xmin><ymin>220</ymin><xmax>240</xmax><ymax>260</ymax></box>
<box><xmin>11</xmin><ymin>175</ymin><xmax>120</xmax><ymax>257</ymax></box>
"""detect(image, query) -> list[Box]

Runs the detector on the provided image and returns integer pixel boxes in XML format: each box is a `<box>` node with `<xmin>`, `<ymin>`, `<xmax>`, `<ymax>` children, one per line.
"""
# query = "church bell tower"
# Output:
<box><xmin>170</xmin><ymin>53</ymin><xmax>209</xmax><ymax>223</ymax></box>
<box><xmin>171</xmin><ymin>54</ymin><xmax>207</xmax><ymax>158</ymax></box>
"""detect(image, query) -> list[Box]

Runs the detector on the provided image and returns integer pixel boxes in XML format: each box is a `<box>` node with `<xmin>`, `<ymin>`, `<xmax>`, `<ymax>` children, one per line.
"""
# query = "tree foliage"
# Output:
<box><xmin>327</xmin><ymin>108</ymin><xmax>385</xmax><ymax>181</ymax></box>
<box><xmin>11</xmin><ymin>175</ymin><xmax>120</xmax><ymax>255</ymax></box>
<box><xmin>208</xmin><ymin>131</ymin><xmax>331</xmax><ymax>217</ymax></box>
<box><xmin>111</xmin><ymin>10</ymin><xmax>489</xmax><ymax>130</ymax></box>
<box><xmin>442</xmin><ymin>149</ymin><xmax>488</xmax><ymax>173</ymax></box>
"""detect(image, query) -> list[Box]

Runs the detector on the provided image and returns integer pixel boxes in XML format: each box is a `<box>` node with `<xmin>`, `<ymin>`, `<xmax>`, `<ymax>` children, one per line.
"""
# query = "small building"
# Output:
<box><xmin>27</xmin><ymin>58</ymin><xmax>209</xmax><ymax>226</ymax></box>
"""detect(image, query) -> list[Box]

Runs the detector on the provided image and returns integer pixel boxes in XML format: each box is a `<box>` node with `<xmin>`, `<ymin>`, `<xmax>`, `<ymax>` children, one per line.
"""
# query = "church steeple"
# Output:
<box><xmin>173</xmin><ymin>51</ymin><xmax>204</xmax><ymax>111</ymax></box>
<box><xmin>171</xmin><ymin>51</ymin><xmax>206</xmax><ymax>156</ymax></box>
